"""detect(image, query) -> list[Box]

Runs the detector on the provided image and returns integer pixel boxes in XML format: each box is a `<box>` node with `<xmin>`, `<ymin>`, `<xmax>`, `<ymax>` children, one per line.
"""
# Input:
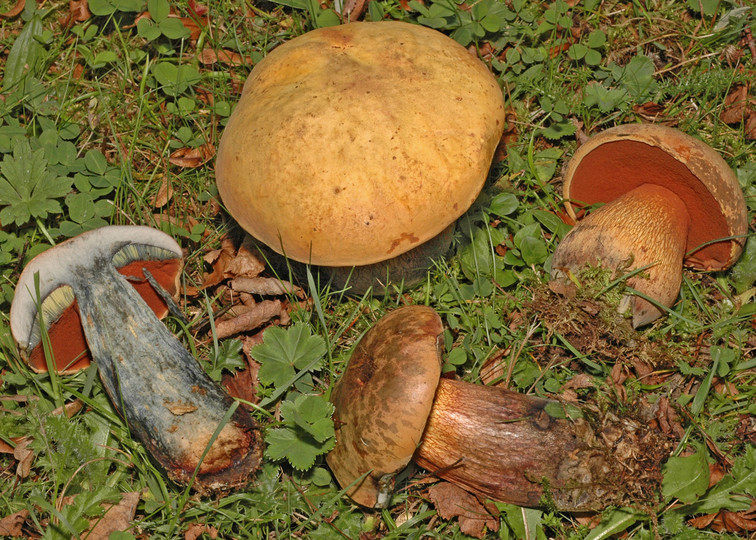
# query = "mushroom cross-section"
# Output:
<box><xmin>551</xmin><ymin>124</ymin><xmax>749</xmax><ymax>327</ymax></box>
<box><xmin>215</xmin><ymin>21</ymin><xmax>506</xmax><ymax>294</ymax></box>
<box><xmin>10</xmin><ymin>226</ymin><xmax>263</xmax><ymax>490</ymax></box>
<box><xmin>327</xmin><ymin>305</ymin><xmax>619</xmax><ymax>510</ymax></box>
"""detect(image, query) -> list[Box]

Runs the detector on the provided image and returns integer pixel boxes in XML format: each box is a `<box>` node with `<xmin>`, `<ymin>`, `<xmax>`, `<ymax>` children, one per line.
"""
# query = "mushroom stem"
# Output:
<box><xmin>75</xmin><ymin>256</ymin><xmax>262</xmax><ymax>490</ymax></box>
<box><xmin>414</xmin><ymin>379</ymin><xmax>618</xmax><ymax>511</ymax></box>
<box><xmin>551</xmin><ymin>183</ymin><xmax>690</xmax><ymax>327</ymax></box>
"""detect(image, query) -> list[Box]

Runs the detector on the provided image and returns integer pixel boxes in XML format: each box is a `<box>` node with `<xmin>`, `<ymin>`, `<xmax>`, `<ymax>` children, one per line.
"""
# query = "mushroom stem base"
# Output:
<box><xmin>414</xmin><ymin>379</ymin><xmax>619</xmax><ymax>511</ymax></box>
<box><xmin>551</xmin><ymin>183</ymin><xmax>690</xmax><ymax>328</ymax></box>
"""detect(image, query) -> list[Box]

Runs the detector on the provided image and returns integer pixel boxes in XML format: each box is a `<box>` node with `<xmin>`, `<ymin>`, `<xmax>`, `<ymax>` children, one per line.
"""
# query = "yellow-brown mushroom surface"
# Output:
<box><xmin>216</xmin><ymin>21</ymin><xmax>506</xmax><ymax>266</ymax></box>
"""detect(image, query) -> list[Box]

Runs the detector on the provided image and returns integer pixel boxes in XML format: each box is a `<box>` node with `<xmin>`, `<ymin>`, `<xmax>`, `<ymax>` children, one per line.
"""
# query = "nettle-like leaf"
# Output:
<box><xmin>251</xmin><ymin>323</ymin><xmax>327</xmax><ymax>393</ymax></box>
<box><xmin>265</xmin><ymin>394</ymin><xmax>335</xmax><ymax>471</ymax></box>
<box><xmin>0</xmin><ymin>139</ymin><xmax>72</xmax><ymax>227</ymax></box>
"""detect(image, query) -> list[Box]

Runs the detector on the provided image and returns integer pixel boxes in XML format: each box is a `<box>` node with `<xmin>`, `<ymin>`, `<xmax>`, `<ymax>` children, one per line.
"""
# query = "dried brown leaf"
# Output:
<box><xmin>427</xmin><ymin>482</ymin><xmax>499</xmax><ymax>539</ymax></box>
<box><xmin>51</xmin><ymin>399</ymin><xmax>83</xmax><ymax>418</ymax></box>
<box><xmin>0</xmin><ymin>510</ymin><xmax>28</xmax><ymax>537</ymax></box>
<box><xmin>214</xmin><ymin>299</ymin><xmax>284</xmax><ymax>339</ymax></box>
<box><xmin>222</xmin><ymin>357</ymin><xmax>260</xmax><ymax>406</ymax></box>
<box><xmin>152</xmin><ymin>177</ymin><xmax>173</xmax><ymax>208</ymax></box>
<box><xmin>745</xmin><ymin>110</ymin><xmax>756</xmax><ymax>140</ymax></box>
<box><xmin>169</xmin><ymin>143</ymin><xmax>216</xmax><ymax>168</ymax></box>
<box><xmin>230</xmin><ymin>276</ymin><xmax>303</xmax><ymax>297</ymax></box>
<box><xmin>69</xmin><ymin>0</ymin><xmax>90</xmax><ymax>22</ymax></box>
<box><xmin>198</xmin><ymin>48</ymin><xmax>249</xmax><ymax>65</ymax></box>
<box><xmin>185</xmin><ymin>523</ymin><xmax>218</xmax><ymax>540</ymax></box>
<box><xmin>224</xmin><ymin>236</ymin><xmax>266</xmax><ymax>279</ymax></box>
<box><xmin>85</xmin><ymin>491</ymin><xmax>141</xmax><ymax>540</ymax></box>
<box><xmin>13</xmin><ymin>437</ymin><xmax>33</xmax><ymax>479</ymax></box>
<box><xmin>720</xmin><ymin>84</ymin><xmax>750</xmax><ymax>125</ymax></box>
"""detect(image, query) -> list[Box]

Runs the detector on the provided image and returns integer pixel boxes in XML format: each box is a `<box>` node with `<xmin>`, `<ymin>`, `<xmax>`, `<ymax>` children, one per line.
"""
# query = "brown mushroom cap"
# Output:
<box><xmin>562</xmin><ymin>123</ymin><xmax>748</xmax><ymax>270</ymax></box>
<box><xmin>216</xmin><ymin>21</ymin><xmax>506</xmax><ymax>267</ymax></box>
<box><xmin>327</xmin><ymin>305</ymin><xmax>443</xmax><ymax>507</ymax></box>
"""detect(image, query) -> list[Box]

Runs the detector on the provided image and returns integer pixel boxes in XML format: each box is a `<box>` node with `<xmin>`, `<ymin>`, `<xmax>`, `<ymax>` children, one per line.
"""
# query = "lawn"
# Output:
<box><xmin>0</xmin><ymin>0</ymin><xmax>755</xmax><ymax>538</ymax></box>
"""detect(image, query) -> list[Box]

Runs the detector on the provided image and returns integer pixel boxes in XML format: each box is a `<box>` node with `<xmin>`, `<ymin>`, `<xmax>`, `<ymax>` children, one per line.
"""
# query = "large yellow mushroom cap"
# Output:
<box><xmin>216</xmin><ymin>21</ymin><xmax>506</xmax><ymax>267</ymax></box>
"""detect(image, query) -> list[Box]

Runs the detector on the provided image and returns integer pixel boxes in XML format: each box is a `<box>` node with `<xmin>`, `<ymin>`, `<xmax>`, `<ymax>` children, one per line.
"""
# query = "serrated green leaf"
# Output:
<box><xmin>0</xmin><ymin>140</ymin><xmax>72</xmax><ymax>226</ymax></box>
<box><xmin>252</xmin><ymin>323</ymin><xmax>326</xmax><ymax>391</ymax></box>
<box><xmin>662</xmin><ymin>451</ymin><xmax>710</xmax><ymax>503</ymax></box>
<box><xmin>280</xmin><ymin>394</ymin><xmax>335</xmax><ymax>443</ymax></box>
<box><xmin>265</xmin><ymin>425</ymin><xmax>335</xmax><ymax>471</ymax></box>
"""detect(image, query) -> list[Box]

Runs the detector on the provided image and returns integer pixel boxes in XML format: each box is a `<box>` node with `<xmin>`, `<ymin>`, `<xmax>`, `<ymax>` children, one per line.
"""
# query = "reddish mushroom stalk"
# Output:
<box><xmin>327</xmin><ymin>306</ymin><xmax>621</xmax><ymax>510</ymax></box>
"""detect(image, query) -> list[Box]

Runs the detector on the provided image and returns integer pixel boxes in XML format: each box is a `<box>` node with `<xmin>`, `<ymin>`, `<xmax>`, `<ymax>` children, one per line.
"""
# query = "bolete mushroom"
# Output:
<box><xmin>216</xmin><ymin>21</ymin><xmax>506</xmax><ymax>294</ymax></box>
<box><xmin>10</xmin><ymin>226</ymin><xmax>263</xmax><ymax>490</ymax></box>
<box><xmin>551</xmin><ymin>124</ymin><xmax>749</xmax><ymax>328</ymax></box>
<box><xmin>327</xmin><ymin>305</ymin><xmax>619</xmax><ymax>510</ymax></box>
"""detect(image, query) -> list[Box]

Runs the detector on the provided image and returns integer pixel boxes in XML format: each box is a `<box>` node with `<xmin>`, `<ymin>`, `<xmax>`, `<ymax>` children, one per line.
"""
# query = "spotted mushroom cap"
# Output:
<box><xmin>326</xmin><ymin>305</ymin><xmax>444</xmax><ymax>507</ymax></box>
<box><xmin>216</xmin><ymin>21</ymin><xmax>506</xmax><ymax>267</ymax></box>
<box><xmin>562</xmin><ymin>124</ymin><xmax>749</xmax><ymax>271</ymax></box>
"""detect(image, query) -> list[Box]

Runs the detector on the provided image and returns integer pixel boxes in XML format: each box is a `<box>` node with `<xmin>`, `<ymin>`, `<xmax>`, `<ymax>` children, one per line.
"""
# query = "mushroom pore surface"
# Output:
<box><xmin>216</xmin><ymin>21</ymin><xmax>506</xmax><ymax>267</ymax></box>
<box><xmin>563</xmin><ymin>125</ymin><xmax>748</xmax><ymax>270</ymax></box>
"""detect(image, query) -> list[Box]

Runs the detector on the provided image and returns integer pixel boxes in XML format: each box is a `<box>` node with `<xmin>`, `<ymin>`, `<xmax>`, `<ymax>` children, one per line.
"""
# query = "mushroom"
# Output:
<box><xmin>327</xmin><ymin>305</ymin><xmax>618</xmax><ymax>510</ymax></box>
<box><xmin>215</xmin><ymin>21</ymin><xmax>506</xmax><ymax>294</ymax></box>
<box><xmin>550</xmin><ymin>124</ymin><xmax>749</xmax><ymax>327</ymax></box>
<box><xmin>10</xmin><ymin>226</ymin><xmax>263</xmax><ymax>490</ymax></box>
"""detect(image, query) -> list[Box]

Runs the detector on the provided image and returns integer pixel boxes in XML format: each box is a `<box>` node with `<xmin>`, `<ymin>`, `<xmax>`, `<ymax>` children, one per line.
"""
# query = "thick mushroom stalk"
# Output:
<box><xmin>327</xmin><ymin>305</ymin><xmax>620</xmax><ymax>510</ymax></box>
<box><xmin>10</xmin><ymin>226</ymin><xmax>262</xmax><ymax>490</ymax></box>
<box><xmin>551</xmin><ymin>183</ymin><xmax>690</xmax><ymax>328</ymax></box>
<box><xmin>550</xmin><ymin>124</ymin><xmax>749</xmax><ymax>328</ymax></box>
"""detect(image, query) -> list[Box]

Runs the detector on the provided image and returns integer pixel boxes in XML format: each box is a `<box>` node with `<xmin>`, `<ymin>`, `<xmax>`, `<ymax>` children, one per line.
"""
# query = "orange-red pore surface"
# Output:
<box><xmin>567</xmin><ymin>140</ymin><xmax>732</xmax><ymax>269</ymax></box>
<box><xmin>26</xmin><ymin>258</ymin><xmax>182</xmax><ymax>373</ymax></box>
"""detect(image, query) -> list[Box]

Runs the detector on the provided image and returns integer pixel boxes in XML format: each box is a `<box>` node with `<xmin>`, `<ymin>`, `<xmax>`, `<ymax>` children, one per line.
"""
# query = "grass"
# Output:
<box><xmin>1</xmin><ymin>0</ymin><xmax>755</xmax><ymax>538</ymax></box>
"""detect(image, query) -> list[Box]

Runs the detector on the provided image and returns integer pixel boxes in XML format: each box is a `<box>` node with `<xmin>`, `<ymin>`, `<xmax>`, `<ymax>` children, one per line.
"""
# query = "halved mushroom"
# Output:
<box><xmin>327</xmin><ymin>305</ymin><xmax>619</xmax><ymax>510</ymax></box>
<box><xmin>551</xmin><ymin>124</ymin><xmax>749</xmax><ymax>328</ymax></box>
<box><xmin>216</xmin><ymin>21</ymin><xmax>506</xmax><ymax>294</ymax></box>
<box><xmin>10</xmin><ymin>226</ymin><xmax>262</xmax><ymax>490</ymax></box>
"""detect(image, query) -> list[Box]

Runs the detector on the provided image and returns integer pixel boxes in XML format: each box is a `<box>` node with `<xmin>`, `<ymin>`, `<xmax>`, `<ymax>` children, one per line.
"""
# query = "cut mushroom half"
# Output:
<box><xmin>10</xmin><ymin>226</ymin><xmax>263</xmax><ymax>491</ymax></box>
<box><xmin>327</xmin><ymin>305</ymin><xmax>619</xmax><ymax>510</ymax></box>
<box><xmin>551</xmin><ymin>124</ymin><xmax>749</xmax><ymax>328</ymax></box>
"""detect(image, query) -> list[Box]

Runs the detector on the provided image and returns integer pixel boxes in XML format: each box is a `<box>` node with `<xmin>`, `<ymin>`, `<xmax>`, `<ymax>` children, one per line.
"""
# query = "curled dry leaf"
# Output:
<box><xmin>0</xmin><ymin>510</ymin><xmax>29</xmax><ymax>537</ymax></box>
<box><xmin>198</xmin><ymin>48</ymin><xmax>250</xmax><ymax>66</ymax></box>
<box><xmin>427</xmin><ymin>482</ymin><xmax>499</xmax><ymax>539</ymax></box>
<box><xmin>720</xmin><ymin>84</ymin><xmax>750</xmax><ymax>124</ymax></box>
<box><xmin>68</xmin><ymin>0</ymin><xmax>91</xmax><ymax>22</ymax></box>
<box><xmin>85</xmin><ymin>491</ymin><xmax>141</xmax><ymax>540</ymax></box>
<box><xmin>185</xmin><ymin>523</ymin><xmax>219</xmax><ymax>540</ymax></box>
<box><xmin>215</xmin><ymin>299</ymin><xmax>284</xmax><ymax>339</ymax></box>
<box><xmin>51</xmin><ymin>399</ymin><xmax>83</xmax><ymax>418</ymax></box>
<box><xmin>230</xmin><ymin>276</ymin><xmax>303</xmax><ymax>297</ymax></box>
<box><xmin>152</xmin><ymin>177</ymin><xmax>173</xmax><ymax>208</ymax></box>
<box><xmin>169</xmin><ymin>143</ymin><xmax>216</xmax><ymax>168</ymax></box>
<box><xmin>13</xmin><ymin>437</ymin><xmax>33</xmax><ymax>479</ymax></box>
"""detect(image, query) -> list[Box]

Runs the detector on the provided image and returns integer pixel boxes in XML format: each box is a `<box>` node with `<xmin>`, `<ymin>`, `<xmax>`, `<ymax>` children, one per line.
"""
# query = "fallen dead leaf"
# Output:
<box><xmin>0</xmin><ymin>510</ymin><xmax>28</xmax><ymax>537</ymax></box>
<box><xmin>13</xmin><ymin>437</ymin><xmax>33</xmax><ymax>479</ymax></box>
<box><xmin>427</xmin><ymin>482</ymin><xmax>499</xmax><ymax>539</ymax></box>
<box><xmin>169</xmin><ymin>143</ymin><xmax>216</xmax><ymax>168</ymax></box>
<box><xmin>68</xmin><ymin>0</ymin><xmax>91</xmax><ymax>22</ymax></box>
<box><xmin>51</xmin><ymin>399</ymin><xmax>84</xmax><ymax>418</ymax></box>
<box><xmin>720</xmin><ymin>84</ymin><xmax>750</xmax><ymax>124</ymax></box>
<box><xmin>152</xmin><ymin>177</ymin><xmax>173</xmax><ymax>208</ymax></box>
<box><xmin>0</xmin><ymin>439</ymin><xmax>13</xmax><ymax>453</ymax></box>
<box><xmin>85</xmin><ymin>491</ymin><xmax>141</xmax><ymax>540</ymax></box>
<box><xmin>215</xmin><ymin>299</ymin><xmax>284</xmax><ymax>339</ymax></box>
<box><xmin>198</xmin><ymin>48</ymin><xmax>249</xmax><ymax>65</ymax></box>
<box><xmin>222</xmin><ymin>356</ymin><xmax>260</xmax><ymax>406</ymax></box>
<box><xmin>185</xmin><ymin>523</ymin><xmax>218</xmax><ymax>540</ymax></box>
<box><xmin>230</xmin><ymin>276</ymin><xmax>303</xmax><ymax>297</ymax></box>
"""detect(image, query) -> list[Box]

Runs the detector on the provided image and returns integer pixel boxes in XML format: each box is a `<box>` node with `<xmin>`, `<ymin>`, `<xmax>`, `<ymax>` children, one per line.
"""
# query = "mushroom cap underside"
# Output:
<box><xmin>327</xmin><ymin>305</ymin><xmax>444</xmax><ymax>507</ymax></box>
<box><xmin>216</xmin><ymin>20</ymin><xmax>506</xmax><ymax>267</ymax></box>
<box><xmin>10</xmin><ymin>226</ymin><xmax>183</xmax><ymax>373</ymax></box>
<box><xmin>562</xmin><ymin>123</ymin><xmax>748</xmax><ymax>270</ymax></box>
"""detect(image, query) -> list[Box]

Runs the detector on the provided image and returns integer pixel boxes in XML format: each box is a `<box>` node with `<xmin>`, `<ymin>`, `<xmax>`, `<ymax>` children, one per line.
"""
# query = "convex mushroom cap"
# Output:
<box><xmin>551</xmin><ymin>124</ymin><xmax>749</xmax><ymax>327</ymax></box>
<box><xmin>11</xmin><ymin>226</ymin><xmax>263</xmax><ymax>490</ymax></box>
<box><xmin>216</xmin><ymin>21</ymin><xmax>506</xmax><ymax>287</ymax></box>
<box><xmin>328</xmin><ymin>305</ymin><xmax>619</xmax><ymax>510</ymax></box>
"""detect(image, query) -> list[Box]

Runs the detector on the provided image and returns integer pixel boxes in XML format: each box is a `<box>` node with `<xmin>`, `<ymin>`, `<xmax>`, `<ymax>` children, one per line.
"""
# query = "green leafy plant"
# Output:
<box><xmin>265</xmin><ymin>393</ymin><xmax>335</xmax><ymax>471</ymax></box>
<box><xmin>137</xmin><ymin>0</ymin><xmax>191</xmax><ymax>41</ymax></box>
<box><xmin>0</xmin><ymin>139</ymin><xmax>73</xmax><ymax>228</ymax></box>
